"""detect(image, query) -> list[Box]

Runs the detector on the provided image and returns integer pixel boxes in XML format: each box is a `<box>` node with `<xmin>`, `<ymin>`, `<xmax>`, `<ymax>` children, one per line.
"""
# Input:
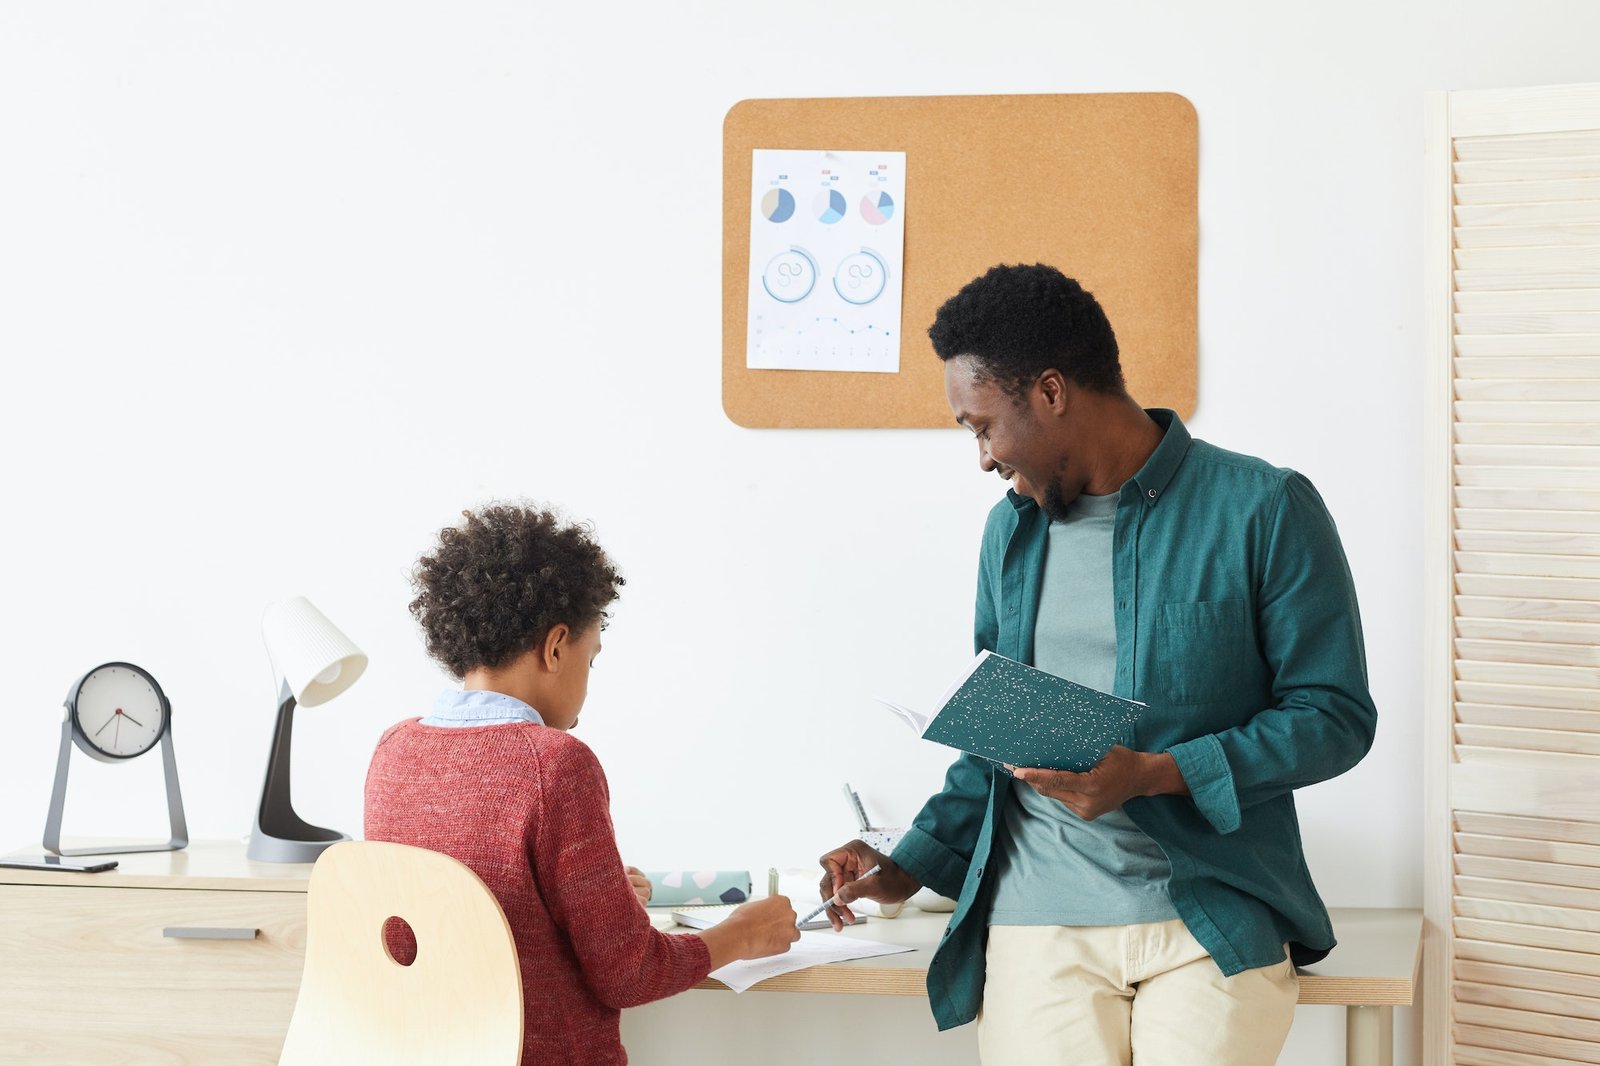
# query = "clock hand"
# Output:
<box><xmin>121</xmin><ymin>712</ymin><xmax>144</xmax><ymax>728</ymax></box>
<box><xmin>94</xmin><ymin>716</ymin><xmax>115</xmax><ymax>737</ymax></box>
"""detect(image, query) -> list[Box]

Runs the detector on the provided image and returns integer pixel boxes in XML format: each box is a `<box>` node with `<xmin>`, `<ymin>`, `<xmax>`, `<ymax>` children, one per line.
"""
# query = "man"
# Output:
<box><xmin>820</xmin><ymin>264</ymin><xmax>1376</xmax><ymax>1065</ymax></box>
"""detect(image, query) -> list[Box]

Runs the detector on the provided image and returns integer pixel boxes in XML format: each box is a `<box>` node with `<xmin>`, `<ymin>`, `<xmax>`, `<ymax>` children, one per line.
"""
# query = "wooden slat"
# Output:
<box><xmin>1455</xmin><ymin>1046</ymin><xmax>1595</xmax><ymax>1066</ymax></box>
<box><xmin>1453</xmin><ymin>1021</ymin><xmax>1600</xmax><ymax>1064</ymax></box>
<box><xmin>1456</xmin><ymin>959</ymin><xmax>1600</xmax><ymax>1001</ymax></box>
<box><xmin>1454</xmin><ymin>530</ymin><xmax>1600</xmax><ymax>556</ymax></box>
<box><xmin>1456</xmin><ymin>877</ymin><xmax>1600</xmax><ymax>914</ymax></box>
<box><xmin>1457</xmin><ymin>201</ymin><xmax>1600</xmax><ymax>227</ymax></box>
<box><xmin>1457</xmin><ymin>704</ymin><xmax>1600</xmax><ymax>734</ymax></box>
<box><xmin>1458</xmin><ymin>270</ymin><xmax>1600</xmax><ymax>292</ymax></box>
<box><xmin>1456</xmin><ymin>934</ymin><xmax>1600</xmax><ymax>976</ymax></box>
<box><xmin>1455</xmin><ymin>595</ymin><xmax>1600</xmax><ymax>625</ymax></box>
<box><xmin>1457</xmin><ymin>380</ymin><xmax>1600</xmax><ymax>401</ymax></box>
<box><xmin>1456</xmin><ymin>247</ymin><xmax>1600</xmax><ymax>272</ymax></box>
<box><xmin>1455</xmin><ymin>443</ymin><xmax>1600</xmax><ymax>467</ymax></box>
<box><xmin>1457</xmin><ymin>1000</ymin><xmax>1600</xmax><ymax>1042</ymax></box>
<box><xmin>1455</xmin><ymin>679</ymin><xmax>1600</xmax><ymax>710</ymax></box>
<box><xmin>1457</xmin><ymin>814</ymin><xmax>1600</xmax><ymax>847</ymax></box>
<box><xmin>1455</xmin><ymin>509</ymin><xmax>1600</xmax><ymax>534</ymax></box>
<box><xmin>1455</xmin><ymin>636</ymin><xmax>1600</xmax><ymax>666</ymax></box>
<box><xmin>1457</xmin><ymin>725</ymin><xmax>1600</xmax><ymax>757</ymax></box>
<box><xmin>1454</xmin><ymin>177</ymin><xmax>1600</xmax><ymax>205</ymax></box>
<box><xmin>1456</xmin><ymin>916</ymin><xmax>1600</xmax><ymax>956</ymax></box>
<box><xmin>1458</xmin><ymin>834</ymin><xmax>1600</xmax><ymax>869</ymax></box>
<box><xmin>1454</xmin><ymin>129</ymin><xmax>1600</xmax><ymax>162</ymax></box>
<box><xmin>1457</xmin><ymin>980</ymin><xmax>1600</xmax><ymax>1023</ymax></box>
<box><xmin>1456</xmin><ymin>310</ymin><xmax>1600</xmax><ymax>333</ymax></box>
<box><xmin>1455</xmin><ymin>222</ymin><xmax>1600</xmax><ymax>249</ymax></box>
<box><xmin>1456</xmin><ymin>402</ymin><xmax>1600</xmax><ymax>424</ymax></box>
<box><xmin>1454</xmin><ymin>657</ymin><xmax>1600</xmax><ymax>687</ymax></box>
<box><xmin>1455</xmin><ymin>551</ymin><xmax>1600</xmax><ymax>579</ymax></box>
<box><xmin>1456</xmin><ymin>355</ymin><xmax>1600</xmax><ymax>378</ymax></box>
<box><xmin>1456</xmin><ymin>156</ymin><xmax>1600</xmax><ymax>183</ymax></box>
<box><xmin>1457</xmin><ymin>897</ymin><xmax>1600</xmax><ymax>933</ymax></box>
<box><xmin>1456</xmin><ymin>423</ymin><xmax>1600</xmax><ymax>446</ymax></box>
<box><xmin>1459</xmin><ymin>492</ymin><xmax>1600</xmax><ymax>515</ymax></box>
<box><xmin>1457</xmin><ymin>746</ymin><xmax>1600</xmax><ymax>774</ymax></box>
<box><xmin>1454</xmin><ymin>617</ymin><xmax>1600</xmax><ymax>645</ymax></box>
<box><xmin>1456</xmin><ymin>291</ymin><xmax>1600</xmax><ymax>315</ymax></box>
<box><xmin>1456</xmin><ymin>468</ymin><xmax>1600</xmax><ymax>490</ymax></box>
<box><xmin>1455</xmin><ymin>574</ymin><xmax>1600</xmax><ymax>602</ymax></box>
<box><xmin>1454</xmin><ymin>334</ymin><xmax>1600</xmax><ymax>356</ymax></box>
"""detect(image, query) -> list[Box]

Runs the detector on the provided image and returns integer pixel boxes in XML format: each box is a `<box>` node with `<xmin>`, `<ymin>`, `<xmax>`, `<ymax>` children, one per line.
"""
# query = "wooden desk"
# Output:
<box><xmin>0</xmin><ymin>842</ymin><xmax>1419</xmax><ymax>1066</ymax></box>
<box><xmin>682</xmin><ymin>906</ymin><xmax>1422</xmax><ymax>1066</ymax></box>
<box><xmin>0</xmin><ymin>841</ymin><xmax>313</xmax><ymax>1064</ymax></box>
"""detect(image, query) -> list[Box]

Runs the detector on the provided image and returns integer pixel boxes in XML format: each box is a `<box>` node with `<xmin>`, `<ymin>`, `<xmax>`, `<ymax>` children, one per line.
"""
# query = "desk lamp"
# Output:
<box><xmin>247</xmin><ymin>596</ymin><xmax>367</xmax><ymax>863</ymax></box>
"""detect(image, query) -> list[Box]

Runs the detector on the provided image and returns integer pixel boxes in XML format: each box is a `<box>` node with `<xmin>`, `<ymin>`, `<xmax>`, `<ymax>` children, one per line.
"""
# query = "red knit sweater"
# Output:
<box><xmin>364</xmin><ymin>719</ymin><xmax>712</xmax><ymax>1065</ymax></box>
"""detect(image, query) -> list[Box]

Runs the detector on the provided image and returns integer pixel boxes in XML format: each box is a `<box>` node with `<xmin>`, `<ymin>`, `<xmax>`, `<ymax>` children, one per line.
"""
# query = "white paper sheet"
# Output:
<box><xmin>707</xmin><ymin>931</ymin><xmax>914</xmax><ymax>993</ymax></box>
<box><xmin>746</xmin><ymin>148</ymin><xmax>906</xmax><ymax>374</ymax></box>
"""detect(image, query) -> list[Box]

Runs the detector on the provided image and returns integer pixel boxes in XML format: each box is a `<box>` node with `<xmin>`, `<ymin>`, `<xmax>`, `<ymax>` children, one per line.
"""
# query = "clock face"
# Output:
<box><xmin>73</xmin><ymin>664</ymin><xmax>167</xmax><ymax>759</ymax></box>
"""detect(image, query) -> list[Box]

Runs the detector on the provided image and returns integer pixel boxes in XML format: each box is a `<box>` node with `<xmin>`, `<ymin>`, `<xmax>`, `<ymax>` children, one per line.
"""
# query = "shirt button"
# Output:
<box><xmin>1147</xmin><ymin>488</ymin><xmax>1158</xmax><ymax>499</ymax></box>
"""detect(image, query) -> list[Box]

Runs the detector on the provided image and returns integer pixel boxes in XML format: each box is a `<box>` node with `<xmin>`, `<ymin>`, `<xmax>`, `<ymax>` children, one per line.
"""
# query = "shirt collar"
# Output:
<box><xmin>430</xmin><ymin>688</ymin><xmax>545</xmax><ymax>726</ymax></box>
<box><xmin>1126</xmin><ymin>408</ymin><xmax>1191</xmax><ymax>507</ymax></box>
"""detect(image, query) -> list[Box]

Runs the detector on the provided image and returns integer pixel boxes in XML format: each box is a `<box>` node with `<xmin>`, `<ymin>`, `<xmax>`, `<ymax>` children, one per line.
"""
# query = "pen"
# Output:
<box><xmin>798</xmin><ymin>863</ymin><xmax>881</xmax><ymax>927</ymax></box>
<box><xmin>843</xmin><ymin>783</ymin><xmax>871</xmax><ymax>832</ymax></box>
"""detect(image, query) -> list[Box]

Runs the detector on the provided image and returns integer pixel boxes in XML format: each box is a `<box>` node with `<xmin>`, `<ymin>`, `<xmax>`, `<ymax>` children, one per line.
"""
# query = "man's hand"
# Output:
<box><xmin>817</xmin><ymin>839</ymin><xmax>921</xmax><ymax>931</ymax></box>
<box><xmin>625</xmin><ymin>865</ymin><xmax>652</xmax><ymax>907</ymax></box>
<box><xmin>1007</xmin><ymin>746</ymin><xmax>1189</xmax><ymax>821</ymax></box>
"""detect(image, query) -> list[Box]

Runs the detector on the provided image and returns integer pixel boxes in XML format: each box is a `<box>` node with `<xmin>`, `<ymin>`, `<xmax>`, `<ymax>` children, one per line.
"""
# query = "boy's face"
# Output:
<box><xmin>542</xmin><ymin>622</ymin><xmax>602</xmax><ymax>731</ymax></box>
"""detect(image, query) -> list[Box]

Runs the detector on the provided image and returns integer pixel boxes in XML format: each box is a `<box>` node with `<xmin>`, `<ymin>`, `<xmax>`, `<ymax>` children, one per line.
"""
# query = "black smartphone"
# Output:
<box><xmin>0</xmin><ymin>855</ymin><xmax>119</xmax><ymax>873</ymax></box>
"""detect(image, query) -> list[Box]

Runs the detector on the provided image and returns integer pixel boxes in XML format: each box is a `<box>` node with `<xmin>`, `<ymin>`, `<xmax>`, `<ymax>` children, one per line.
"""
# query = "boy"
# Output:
<box><xmin>366</xmin><ymin>504</ymin><xmax>797</xmax><ymax>1065</ymax></box>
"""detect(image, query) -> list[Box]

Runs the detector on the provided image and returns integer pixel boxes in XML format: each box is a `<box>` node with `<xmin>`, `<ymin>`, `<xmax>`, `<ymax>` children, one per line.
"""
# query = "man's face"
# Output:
<box><xmin>944</xmin><ymin>355</ymin><xmax>1083</xmax><ymax>521</ymax></box>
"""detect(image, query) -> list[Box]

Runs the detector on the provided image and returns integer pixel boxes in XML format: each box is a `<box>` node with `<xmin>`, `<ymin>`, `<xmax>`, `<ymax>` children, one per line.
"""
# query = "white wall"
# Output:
<box><xmin>4</xmin><ymin>3</ymin><xmax>1598</xmax><ymax>1063</ymax></box>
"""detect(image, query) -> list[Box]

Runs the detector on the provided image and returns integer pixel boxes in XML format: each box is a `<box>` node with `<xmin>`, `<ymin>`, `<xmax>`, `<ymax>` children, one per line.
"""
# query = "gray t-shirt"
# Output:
<box><xmin>988</xmin><ymin>490</ymin><xmax>1177</xmax><ymax>926</ymax></box>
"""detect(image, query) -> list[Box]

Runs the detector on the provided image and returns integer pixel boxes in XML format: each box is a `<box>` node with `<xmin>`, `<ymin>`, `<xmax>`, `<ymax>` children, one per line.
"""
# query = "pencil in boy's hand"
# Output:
<box><xmin>798</xmin><ymin>863</ymin><xmax>881</xmax><ymax>927</ymax></box>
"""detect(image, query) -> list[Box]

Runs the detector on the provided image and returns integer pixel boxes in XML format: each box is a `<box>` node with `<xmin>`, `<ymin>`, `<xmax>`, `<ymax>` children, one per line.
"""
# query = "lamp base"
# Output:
<box><xmin>246</xmin><ymin>826</ymin><xmax>350</xmax><ymax>864</ymax></box>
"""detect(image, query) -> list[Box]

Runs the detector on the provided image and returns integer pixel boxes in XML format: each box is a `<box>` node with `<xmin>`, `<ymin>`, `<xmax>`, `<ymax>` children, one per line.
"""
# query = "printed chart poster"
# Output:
<box><xmin>746</xmin><ymin>149</ymin><xmax>906</xmax><ymax>373</ymax></box>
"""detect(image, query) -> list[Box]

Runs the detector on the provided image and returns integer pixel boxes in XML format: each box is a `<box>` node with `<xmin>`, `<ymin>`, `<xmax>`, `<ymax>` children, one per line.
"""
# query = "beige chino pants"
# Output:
<box><xmin>977</xmin><ymin>920</ymin><xmax>1298</xmax><ymax>1065</ymax></box>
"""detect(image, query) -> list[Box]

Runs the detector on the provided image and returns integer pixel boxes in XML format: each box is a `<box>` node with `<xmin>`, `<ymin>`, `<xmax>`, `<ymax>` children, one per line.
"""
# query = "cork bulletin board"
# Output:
<box><xmin>722</xmin><ymin>93</ymin><xmax>1198</xmax><ymax>428</ymax></box>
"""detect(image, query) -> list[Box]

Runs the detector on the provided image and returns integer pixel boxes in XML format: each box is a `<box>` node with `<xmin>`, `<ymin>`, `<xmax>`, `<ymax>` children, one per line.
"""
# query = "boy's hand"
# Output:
<box><xmin>817</xmin><ymin>840</ymin><xmax>920</xmax><ymax>931</ymax></box>
<box><xmin>625</xmin><ymin>865</ymin><xmax>651</xmax><ymax>906</ymax></box>
<box><xmin>699</xmin><ymin>895</ymin><xmax>800</xmax><ymax>969</ymax></box>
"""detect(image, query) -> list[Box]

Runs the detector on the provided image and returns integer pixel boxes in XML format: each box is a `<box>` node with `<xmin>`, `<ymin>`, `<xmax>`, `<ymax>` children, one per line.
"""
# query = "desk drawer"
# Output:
<box><xmin>0</xmin><ymin>883</ymin><xmax>306</xmax><ymax>1064</ymax></box>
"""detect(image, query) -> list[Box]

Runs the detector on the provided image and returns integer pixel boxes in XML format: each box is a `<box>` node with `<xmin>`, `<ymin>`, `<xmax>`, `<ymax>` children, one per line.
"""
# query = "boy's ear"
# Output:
<box><xmin>541</xmin><ymin>623</ymin><xmax>571</xmax><ymax>672</ymax></box>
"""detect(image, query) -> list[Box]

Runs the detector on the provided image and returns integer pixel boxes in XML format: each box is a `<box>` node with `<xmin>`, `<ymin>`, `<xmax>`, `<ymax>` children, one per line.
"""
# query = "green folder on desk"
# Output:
<box><xmin>878</xmin><ymin>650</ymin><xmax>1142</xmax><ymax>771</ymax></box>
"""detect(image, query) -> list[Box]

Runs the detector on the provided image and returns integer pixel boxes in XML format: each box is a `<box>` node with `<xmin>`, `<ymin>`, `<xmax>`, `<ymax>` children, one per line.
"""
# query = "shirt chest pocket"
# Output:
<box><xmin>1156</xmin><ymin>598</ymin><xmax>1253</xmax><ymax>706</ymax></box>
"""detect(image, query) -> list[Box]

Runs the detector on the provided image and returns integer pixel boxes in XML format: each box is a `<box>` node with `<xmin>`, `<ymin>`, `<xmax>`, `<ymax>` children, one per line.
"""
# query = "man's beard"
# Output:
<box><xmin>1042</xmin><ymin>475</ymin><xmax>1075</xmax><ymax>522</ymax></box>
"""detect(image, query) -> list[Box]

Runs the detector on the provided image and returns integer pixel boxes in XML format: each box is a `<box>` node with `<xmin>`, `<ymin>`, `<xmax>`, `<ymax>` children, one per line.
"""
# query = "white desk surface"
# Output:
<box><xmin>3</xmin><ymin>842</ymin><xmax>1419</xmax><ymax>1006</ymax></box>
<box><xmin>665</xmin><ymin>905</ymin><xmax>1421</xmax><ymax>1006</ymax></box>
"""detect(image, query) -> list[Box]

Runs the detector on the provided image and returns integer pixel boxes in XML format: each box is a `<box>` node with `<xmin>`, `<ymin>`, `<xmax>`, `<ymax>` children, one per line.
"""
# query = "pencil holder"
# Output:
<box><xmin>643</xmin><ymin>869</ymin><xmax>751</xmax><ymax>906</ymax></box>
<box><xmin>859</xmin><ymin>827</ymin><xmax>906</xmax><ymax>855</ymax></box>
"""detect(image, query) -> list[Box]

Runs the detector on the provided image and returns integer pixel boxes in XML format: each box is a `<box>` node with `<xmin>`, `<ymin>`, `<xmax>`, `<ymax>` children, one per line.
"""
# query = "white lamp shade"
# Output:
<box><xmin>262</xmin><ymin>596</ymin><xmax>367</xmax><ymax>707</ymax></box>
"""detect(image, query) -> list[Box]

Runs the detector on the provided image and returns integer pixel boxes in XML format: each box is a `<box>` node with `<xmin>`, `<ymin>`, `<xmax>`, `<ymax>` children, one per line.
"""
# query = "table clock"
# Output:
<box><xmin>43</xmin><ymin>662</ymin><xmax>188</xmax><ymax>856</ymax></box>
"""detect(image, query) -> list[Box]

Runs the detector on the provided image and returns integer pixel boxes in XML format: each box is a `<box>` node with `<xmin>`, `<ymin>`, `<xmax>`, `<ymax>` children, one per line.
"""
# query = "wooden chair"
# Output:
<box><xmin>279</xmin><ymin>841</ymin><xmax>523</xmax><ymax>1064</ymax></box>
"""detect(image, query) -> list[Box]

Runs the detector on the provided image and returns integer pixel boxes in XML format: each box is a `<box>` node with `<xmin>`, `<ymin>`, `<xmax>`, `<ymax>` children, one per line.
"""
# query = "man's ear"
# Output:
<box><xmin>541</xmin><ymin>623</ymin><xmax>571</xmax><ymax>672</ymax></box>
<box><xmin>1035</xmin><ymin>369</ymin><xmax>1070</xmax><ymax>415</ymax></box>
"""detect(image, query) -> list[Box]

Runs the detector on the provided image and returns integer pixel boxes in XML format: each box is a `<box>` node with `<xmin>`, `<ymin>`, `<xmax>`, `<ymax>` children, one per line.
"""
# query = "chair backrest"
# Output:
<box><xmin>279</xmin><ymin>840</ymin><xmax>523</xmax><ymax>1065</ymax></box>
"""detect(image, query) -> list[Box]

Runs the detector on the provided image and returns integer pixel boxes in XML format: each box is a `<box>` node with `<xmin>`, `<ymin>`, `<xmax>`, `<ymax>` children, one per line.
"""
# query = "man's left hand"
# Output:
<box><xmin>1007</xmin><ymin>746</ymin><xmax>1188</xmax><ymax>821</ymax></box>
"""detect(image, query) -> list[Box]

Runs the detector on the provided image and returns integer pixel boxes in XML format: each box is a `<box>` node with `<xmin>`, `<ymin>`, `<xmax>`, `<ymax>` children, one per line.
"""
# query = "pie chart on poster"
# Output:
<box><xmin>761</xmin><ymin>187</ymin><xmax>796</xmax><ymax>223</ymax></box>
<box><xmin>814</xmin><ymin>188</ymin><xmax>848</xmax><ymax>224</ymax></box>
<box><xmin>860</xmin><ymin>191</ymin><xmax>896</xmax><ymax>225</ymax></box>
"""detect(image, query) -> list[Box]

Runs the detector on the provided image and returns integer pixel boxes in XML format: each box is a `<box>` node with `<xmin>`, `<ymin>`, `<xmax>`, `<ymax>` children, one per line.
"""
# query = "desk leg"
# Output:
<box><xmin>1345</xmin><ymin>1005</ymin><xmax>1393</xmax><ymax>1066</ymax></box>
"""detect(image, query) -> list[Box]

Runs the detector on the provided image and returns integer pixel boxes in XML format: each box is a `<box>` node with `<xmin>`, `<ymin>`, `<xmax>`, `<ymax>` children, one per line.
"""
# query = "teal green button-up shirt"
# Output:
<box><xmin>890</xmin><ymin>409</ymin><xmax>1377</xmax><ymax>1031</ymax></box>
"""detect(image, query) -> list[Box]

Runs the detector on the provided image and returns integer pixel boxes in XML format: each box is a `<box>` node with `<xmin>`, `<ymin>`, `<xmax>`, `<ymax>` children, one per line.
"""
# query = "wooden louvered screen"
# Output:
<box><xmin>1425</xmin><ymin>84</ymin><xmax>1600</xmax><ymax>1066</ymax></box>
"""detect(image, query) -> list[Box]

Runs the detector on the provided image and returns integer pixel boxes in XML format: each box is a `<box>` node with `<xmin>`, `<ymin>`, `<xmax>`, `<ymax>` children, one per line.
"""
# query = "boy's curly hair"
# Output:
<box><xmin>409</xmin><ymin>504</ymin><xmax>624</xmax><ymax>678</ymax></box>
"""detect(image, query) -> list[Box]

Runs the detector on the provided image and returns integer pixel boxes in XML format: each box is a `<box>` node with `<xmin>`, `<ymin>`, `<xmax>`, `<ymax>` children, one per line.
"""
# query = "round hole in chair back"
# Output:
<box><xmin>382</xmin><ymin>915</ymin><xmax>418</xmax><ymax>967</ymax></box>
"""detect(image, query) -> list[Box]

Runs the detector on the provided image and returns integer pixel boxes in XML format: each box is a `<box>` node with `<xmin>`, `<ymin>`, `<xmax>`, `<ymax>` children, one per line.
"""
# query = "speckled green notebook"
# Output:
<box><xmin>878</xmin><ymin>650</ymin><xmax>1142</xmax><ymax>771</ymax></box>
